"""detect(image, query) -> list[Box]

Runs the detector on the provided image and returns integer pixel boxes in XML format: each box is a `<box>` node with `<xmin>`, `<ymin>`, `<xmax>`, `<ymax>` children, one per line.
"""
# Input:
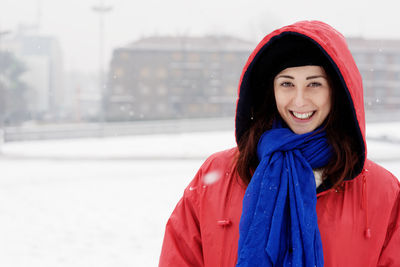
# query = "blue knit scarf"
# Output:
<box><xmin>236</xmin><ymin>123</ymin><xmax>332</xmax><ymax>266</ymax></box>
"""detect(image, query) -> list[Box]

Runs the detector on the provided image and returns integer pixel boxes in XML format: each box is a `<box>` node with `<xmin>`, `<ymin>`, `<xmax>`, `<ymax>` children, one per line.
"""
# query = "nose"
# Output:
<box><xmin>293</xmin><ymin>87</ymin><xmax>307</xmax><ymax>107</ymax></box>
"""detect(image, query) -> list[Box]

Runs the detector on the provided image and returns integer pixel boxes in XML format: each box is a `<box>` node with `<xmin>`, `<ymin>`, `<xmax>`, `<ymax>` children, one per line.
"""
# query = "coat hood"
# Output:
<box><xmin>235</xmin><ymin>20</ymin><xmax>366</xmax><ymax>179</ymax></box>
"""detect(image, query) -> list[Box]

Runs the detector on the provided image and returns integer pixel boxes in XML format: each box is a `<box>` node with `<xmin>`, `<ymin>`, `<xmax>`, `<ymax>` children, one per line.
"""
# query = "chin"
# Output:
<box><xmin>288</xmin><ymin>125</ymin><xmax>318</xmax><ymax>135</ymax></box>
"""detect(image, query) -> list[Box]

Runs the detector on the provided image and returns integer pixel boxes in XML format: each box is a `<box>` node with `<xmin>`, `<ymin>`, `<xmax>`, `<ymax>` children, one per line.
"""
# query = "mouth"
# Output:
<box><xmin>290</xmin><ymin>111</ymin><xmax>315</xmax><ymax>120</ymax></box>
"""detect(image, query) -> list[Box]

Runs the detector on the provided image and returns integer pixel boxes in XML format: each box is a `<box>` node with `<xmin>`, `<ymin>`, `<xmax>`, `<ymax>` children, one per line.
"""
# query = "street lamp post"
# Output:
<box><xmin>92</xmin><ymin>0</ymin><xmax>112</xmax><ymax>124</ymax></box>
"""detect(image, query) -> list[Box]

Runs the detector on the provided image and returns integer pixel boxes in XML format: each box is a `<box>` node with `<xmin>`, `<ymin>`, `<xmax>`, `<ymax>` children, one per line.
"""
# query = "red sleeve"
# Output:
<box><xmin>159</xmin><ymin>174</ymin><xmax>204</xmax><ymax>267</ymax></box>
<box><xmin>377</xmin><ymin>177</ymin><xmax>400</xmax><ymax>267</ymax></box>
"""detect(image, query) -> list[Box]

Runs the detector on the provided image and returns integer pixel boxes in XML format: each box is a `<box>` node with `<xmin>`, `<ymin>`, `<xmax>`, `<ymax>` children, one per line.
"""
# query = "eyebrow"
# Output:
<box><xmin>306</xmin><ymin>75</ymin><xmax>327</xmax><ymax>80</ymax></box>
<box><xmin>276</xmin><ymin>75</ymin><xmax>294</xmax><ymax>79</ymax></box>
<box><xmin>275</xmin><ymin>75</ymin><xmax>327</xmax><ymax>80</ymax></box>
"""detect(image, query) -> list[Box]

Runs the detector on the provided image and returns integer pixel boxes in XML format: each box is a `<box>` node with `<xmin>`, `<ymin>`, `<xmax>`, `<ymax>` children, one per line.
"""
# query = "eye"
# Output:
<box><xmin>280</xmin><ymin>81</ymin><xmax>293</xmax><ymax>87</ymax></box>
<box><xmin>308</xmin><ymin>82</ymin><xmax>322</xmax><ymax>87</ymax></box>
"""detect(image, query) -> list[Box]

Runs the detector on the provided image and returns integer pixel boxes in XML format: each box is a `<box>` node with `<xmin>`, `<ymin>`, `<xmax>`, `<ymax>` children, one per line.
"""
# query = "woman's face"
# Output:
<box><xmin>273</xmin><ymin>65</ymin><xmax>331</xmax><ymax>134</ymax></box>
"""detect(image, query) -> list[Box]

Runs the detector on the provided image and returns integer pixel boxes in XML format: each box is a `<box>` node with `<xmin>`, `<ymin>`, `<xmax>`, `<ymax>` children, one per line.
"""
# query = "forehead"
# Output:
<box><xmin>276</xmin><ymin>65</ymin><xmax>327</xmax><ymax>77</ymax></box>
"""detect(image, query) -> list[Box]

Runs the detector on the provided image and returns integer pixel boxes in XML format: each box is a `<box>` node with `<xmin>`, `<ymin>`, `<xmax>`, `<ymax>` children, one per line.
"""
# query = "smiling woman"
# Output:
<box><xmin>159</xmin><ymin>21</ymin><xmax>400</xmax><ymax>267</ymax></box>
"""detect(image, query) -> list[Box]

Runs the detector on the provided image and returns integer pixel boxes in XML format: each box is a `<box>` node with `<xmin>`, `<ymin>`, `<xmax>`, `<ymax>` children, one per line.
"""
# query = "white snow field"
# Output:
<box><xmin>0</xmin><ymin>122</ymin><xmax>399</xmax><ymax>267</ymax></box>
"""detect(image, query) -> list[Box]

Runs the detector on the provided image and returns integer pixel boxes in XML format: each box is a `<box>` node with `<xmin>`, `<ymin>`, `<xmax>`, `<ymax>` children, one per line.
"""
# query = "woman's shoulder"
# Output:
<box><xmin>189</xmin><ymin>147</ymin><xmax>239</xmax><ymax>186</ymax></box>
<box><xmin>364</xmin><ymin>159</ymin><xmax>399</xmax><ymax>196</ymax></box>
<box><xmin>184</xmin><ymin>147</ymin><xmax>241</xmax><ymax>196</ymax></box>
<box><xmin>200</xmin><ymin>147</ymin><xmax>238</xmax><ymax>171</ymax></box>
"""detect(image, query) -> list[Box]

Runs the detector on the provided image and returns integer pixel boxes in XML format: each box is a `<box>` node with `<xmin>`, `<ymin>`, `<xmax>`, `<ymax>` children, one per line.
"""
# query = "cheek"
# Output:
<box><xmin>318</xmin><ymin>90</ymin><xmax>331</xmax><ymax>117</ymax></box>
<box><xmin>274</xmin><ymin>93</ymin><xmax>286</xmax><ymax>116</ymax></box>
<box><xmin>274</xmin><ymin>90</ymin><xmax>287</xmax><ymax>110</ymax></box>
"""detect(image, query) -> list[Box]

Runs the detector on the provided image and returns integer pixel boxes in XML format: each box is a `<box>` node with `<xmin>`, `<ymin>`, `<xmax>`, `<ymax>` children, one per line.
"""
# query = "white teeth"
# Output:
<box><xmin>292</xmin><ymin>111</ymin><xmax>314</xmax><ymax>119</ymax></box>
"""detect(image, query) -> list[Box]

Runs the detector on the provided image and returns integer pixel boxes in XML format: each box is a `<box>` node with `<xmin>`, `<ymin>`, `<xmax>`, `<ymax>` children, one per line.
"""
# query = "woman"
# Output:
<box><xmin>159</xmin><ymin>21</ymin><xmax>400</xmax><ymax>266</ymax></box>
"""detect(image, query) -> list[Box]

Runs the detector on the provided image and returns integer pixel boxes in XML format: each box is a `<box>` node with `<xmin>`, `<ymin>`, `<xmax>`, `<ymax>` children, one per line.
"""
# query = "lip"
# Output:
<box><xmin>289</xmin><ymin>110</ymin><xmax>316</xmax><ymax>122</ymax></box>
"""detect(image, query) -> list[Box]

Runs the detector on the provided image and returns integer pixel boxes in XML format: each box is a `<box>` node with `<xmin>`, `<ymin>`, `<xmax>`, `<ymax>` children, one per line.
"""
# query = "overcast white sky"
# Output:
<box><xmin>2</xmin><ymin>0</ymin><xmax>400</xmax><ymax>72</ymax></box>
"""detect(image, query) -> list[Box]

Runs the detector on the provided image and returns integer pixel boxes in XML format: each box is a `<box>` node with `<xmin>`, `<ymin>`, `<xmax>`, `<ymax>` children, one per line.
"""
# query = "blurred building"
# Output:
<box><xmin>348</xmin><ymin>38</ymin><xmax>400</xmax><ymax>116</ymax></box>
<box><xmin>106</xmin><ymin>35</ymin><xmax>400</xmax><ymax>122</ymax></box>
<box><xmin>106</xmin><ymin>35</ymin><xmax>254</xmax><ymax>121</ymax></box>
<box><xmin>2</xmin><ymin>25</ymin><xmax>64</xmax><ymax>122</ymax></box>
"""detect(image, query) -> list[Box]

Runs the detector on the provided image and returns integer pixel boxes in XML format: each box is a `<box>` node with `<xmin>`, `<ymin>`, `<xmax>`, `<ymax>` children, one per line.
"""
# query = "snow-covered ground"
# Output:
<box><xmin>0</xmin><ymin>122</ymin><xmax>399</xmax><ymax>266</ymax></box>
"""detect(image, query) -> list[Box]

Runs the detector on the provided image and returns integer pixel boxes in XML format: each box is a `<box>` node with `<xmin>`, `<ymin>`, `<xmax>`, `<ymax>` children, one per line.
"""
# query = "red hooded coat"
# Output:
<box><xmin>159</xmin><ymin>21</ymin><xmax>400</xmax><ymax>267</ymax></box>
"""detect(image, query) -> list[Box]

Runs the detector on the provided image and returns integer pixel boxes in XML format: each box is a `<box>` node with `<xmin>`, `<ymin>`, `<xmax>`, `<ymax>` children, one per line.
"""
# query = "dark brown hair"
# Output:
<box><xmin>235</xmin><ymin>64</ymin><xmax>362</xmax><ymax>188</ymax></box>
